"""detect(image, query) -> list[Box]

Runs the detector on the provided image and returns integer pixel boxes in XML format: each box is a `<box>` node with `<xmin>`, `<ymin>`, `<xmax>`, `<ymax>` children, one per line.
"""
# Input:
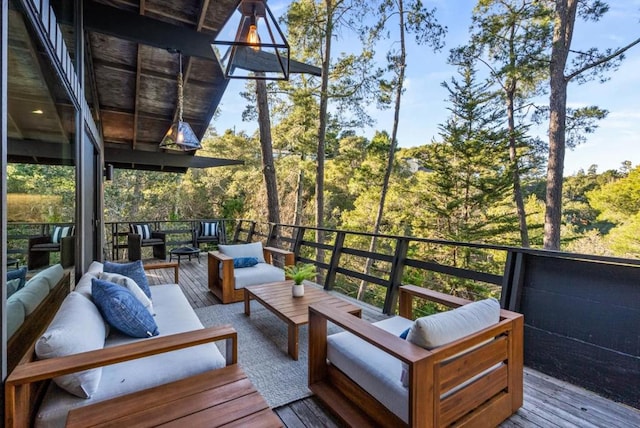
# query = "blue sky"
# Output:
<box><xmin>212</xmin><ymin>0</ymin><xmax>640</xmax><ymax>176</ymax></box>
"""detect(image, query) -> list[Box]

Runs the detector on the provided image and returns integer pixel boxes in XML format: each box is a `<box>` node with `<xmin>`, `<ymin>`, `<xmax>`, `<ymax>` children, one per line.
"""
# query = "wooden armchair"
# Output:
<box><xmin>27</xmin><ymin>226</ymin><xmax>75</xmax><ymax>270</ymax></box>
<box><xmin>308</xmin><ymin>285</ymin><xmax>524</xmax><ymax>428</ymax></box>
<box><xmin>208</xmin><ymin>245</ymin><xmax>294</xmax><ymax>304</ymax></box>
<box><xmin>127</xmin><ymin>223</ymin><xmax>166</xmax><ymax>261</ymax></box>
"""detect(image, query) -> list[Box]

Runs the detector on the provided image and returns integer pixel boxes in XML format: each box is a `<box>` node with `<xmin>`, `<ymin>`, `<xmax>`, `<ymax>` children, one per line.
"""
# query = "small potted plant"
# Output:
<box><xmin>284</xmin><ymin>263</ymin><xmax>316</xmax><ymax>297</ymax></box>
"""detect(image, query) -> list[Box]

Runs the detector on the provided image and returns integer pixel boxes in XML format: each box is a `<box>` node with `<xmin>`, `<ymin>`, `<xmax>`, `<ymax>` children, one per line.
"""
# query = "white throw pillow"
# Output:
<box><xmin>406</xmin><ymin>298</ymin><xmax>500</xmax><ymax>349</ymax></box>
<box><xmin>218</xmin><ymin>242</ymin><xmax>266</xmax><ymax>263</ymax></box>
<box><xmin>402</xmin><ymin>298</ymin><xmax>500</xmax><ymax>386</ymax></box>
<box><xmin>97</xmin><ymin>272</ymin><xmax>155</xmax><ymax>315</ymax></box>
<box><xmin>35</xmin><ymin>292</ymin><xmax>108</xmax><ymax>398</ymax></box>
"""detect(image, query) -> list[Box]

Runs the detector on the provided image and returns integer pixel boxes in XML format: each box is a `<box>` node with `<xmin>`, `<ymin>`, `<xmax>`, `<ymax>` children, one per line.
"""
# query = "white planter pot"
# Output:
<box><xmin>292</xmin><ymin>284</ymin><xmax>305</xmax><ymax>297</ymax></box>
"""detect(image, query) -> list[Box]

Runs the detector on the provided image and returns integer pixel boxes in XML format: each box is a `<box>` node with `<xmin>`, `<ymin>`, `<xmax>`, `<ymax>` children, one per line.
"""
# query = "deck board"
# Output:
<box><xmin>143</xmin><ymin>258</ymin><xmax>640</xmax><ymax>427</ymax></box>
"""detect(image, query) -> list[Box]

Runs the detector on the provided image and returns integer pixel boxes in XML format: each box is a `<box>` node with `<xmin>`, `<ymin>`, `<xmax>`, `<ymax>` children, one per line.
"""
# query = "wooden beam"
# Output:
<box><xmin>7</xmin><ymin>138</ymin><xmax>243</xmax><ymax>171</ymax></box>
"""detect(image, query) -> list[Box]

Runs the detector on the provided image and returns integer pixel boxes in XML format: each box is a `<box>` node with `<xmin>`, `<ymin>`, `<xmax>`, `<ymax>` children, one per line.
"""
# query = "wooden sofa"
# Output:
<box><xmin>4</xmin><ymin>263</ymin><xmax>280</xmax><ymax>427</ymax></box>
<box><xmin>208</xmin><ymin>245</ymin><xmax>294</xmax><ymax>304</ymax></box>
<box><xmin>308</xmin><ymin>285</ymin><xmax>524</xmax><ymax>427</ymax></box>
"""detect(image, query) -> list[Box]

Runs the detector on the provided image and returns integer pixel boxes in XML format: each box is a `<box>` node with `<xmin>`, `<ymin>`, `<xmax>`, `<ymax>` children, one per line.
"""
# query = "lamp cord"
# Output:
<box><xmin>177</xmin><ymin>53</ymin><xmax>184</xmax><ymax>122</ymax></box>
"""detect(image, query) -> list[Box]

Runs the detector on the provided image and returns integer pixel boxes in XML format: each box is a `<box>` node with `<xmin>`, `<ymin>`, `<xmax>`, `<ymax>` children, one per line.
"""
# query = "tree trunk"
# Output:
<box><xmin>293</xmin><ymin>155</ymin><xmax>304</xmax><ymax>226</ymax></box>
<box><xmin>315</xmin><ymin>0</ymin><xmax>333</xmax><ymax>268</ymax></box>
<box><xmin>506</xmin><ymin>86</ymin><xmax>529</xmax><ymax>247</ymax></box>
<box><xmin>544</xmin><ymin>0</ymin><xmax>576</xmax><ymax>250</ymax></box>
<box><xmin>357</xmin><ymin>0</ymin><xmax>406</xmax><ymax>301</ymax></box>
<box><xmin>256</xmin><ymin>78</ymin><xmax>280</xmax><ymax>225</ymax></box>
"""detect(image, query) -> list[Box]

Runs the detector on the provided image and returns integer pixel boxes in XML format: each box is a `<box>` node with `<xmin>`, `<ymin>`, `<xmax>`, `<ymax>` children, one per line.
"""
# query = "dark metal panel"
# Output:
<box><xmin>519</xmin><ymin>253</ymin><xmax>640</xmax><ymax>408</ymax></box>
<box><xmin>2</xmin><ymin>0</ymin><xmax>10</xmax><ymax>386</ymax></box>
<box><xmin>525</xmin><ymin>326</ymin><xmax>640</xmax><ymax>408</ymax></box>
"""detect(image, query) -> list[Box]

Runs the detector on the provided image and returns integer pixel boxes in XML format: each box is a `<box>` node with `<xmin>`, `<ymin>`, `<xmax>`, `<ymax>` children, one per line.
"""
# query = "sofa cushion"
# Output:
<box><xmin>406</xmin><ymin>298</ymin><xmax>500</xmax><ymax>349</ymax></box>
<box><xmin>7</xmin><ymin>266</ymin><xmax>28</xmax><ymax>290</ymax></box>
<box><xmin>104</xmin><ymin>260</ymin><xmax>151</xmax><ymax>298</ymax></box>
<box><xmin>35</xmin><ymin>292</ymin><xmax>107</xmax><ymax>399</ymax></box>
<box><xmin>6</xmin><ymin>298</ymin><xmax>25</xmax><ymax>338</ymax></box>
<box><xmin>30</xmin><ymin>264</ymin><xmax>65</xmax><ymax>290</ymax></box>
<box><xmin>74</xmin><ymin>273</ymin><xmax>98</xmax><ymax>299</ymax></box>
<box><xmin>11</xmin><ymin>276</ymin><xmax>49</xmax><ymax>315</ymax></box>
<box><xmin>219</xmin><ymin>242</ymin><xmax>265</xmax><ymax>263</ymax></box>
<box><xmin>328</xmin><ymin>316</ymin><xmax>413</xmax><ymax>423</ymax></box>
<box><xmin>92</xmin><ymin>278</ymin><xmax>159</xmax><ymax>338</ymax></box>
<box><xmin>233</xmin><ymin>257</ymin><xmax>259</xmax><ymax>268</ymax></box>
<box><xmin>87</xmin><ymin>261</ymin><xmax>103</xmax><ymax>275</ymax></box>
<box><xmin>97</xmin><ymin>272</ymin><xmax>155</xmax><ymax>315</ymax></box>
<box><xmin>35</xmin><ymin>283</ymin><xmax>227</xmax><ymax>428</ymax></box>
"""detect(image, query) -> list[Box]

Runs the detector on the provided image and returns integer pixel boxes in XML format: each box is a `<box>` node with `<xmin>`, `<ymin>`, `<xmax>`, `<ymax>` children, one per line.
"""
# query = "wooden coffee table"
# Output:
<box><xmin>244</xmin><ymin>281</ymin><xmax>362</xmax><ymax>360</ymax></box>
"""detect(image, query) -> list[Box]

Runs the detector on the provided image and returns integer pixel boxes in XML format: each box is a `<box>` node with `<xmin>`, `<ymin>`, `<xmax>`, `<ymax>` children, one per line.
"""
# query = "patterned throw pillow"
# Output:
<box><xmin>97</xmin><ymin>272</ymin><xmax>155</xmax><ymax>315</ymax></box>
<box><xmin>233</xmin><ymin>257</ymin><xmax>259</xmax><ymax>268</ymax></box>
<box><xmin>130</xmin><ymin>224</ymin><xmax>152</xmax><ymax>239</ymax></box>
<box><xmin>91</xmin><ymin>278</ymin><xmax>159</xmax><ymax>338</ymax></box>
<box><xmin>52</xmin><ymin>226</ymin><xmax>74</xmax><ymax>243</ymax></box>
<box><xmin>200</xmin><ymin>221</ymin><xmax>218</xmax><ymax>237</ymax></box>
<box><xmin>7</xmin><ymin>266</ymin><xmax>28</xmax><ymax>290</ymax></box>
<box><xmin>103</xmin><ymin>260</ymin><xmax>152</xmax><ymax>298</ymax></box>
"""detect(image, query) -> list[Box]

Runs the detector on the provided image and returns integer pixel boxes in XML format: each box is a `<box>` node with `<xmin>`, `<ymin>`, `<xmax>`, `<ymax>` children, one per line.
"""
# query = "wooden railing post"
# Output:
<box><xmin>324</xmin><ymin>231</ymin><xmax>345</xmax><ymax>291</ymax></box>
<box><xmin>384</xmin><ymin>237</ymin><xmax>408</xmax><ymax>315</ymax></box>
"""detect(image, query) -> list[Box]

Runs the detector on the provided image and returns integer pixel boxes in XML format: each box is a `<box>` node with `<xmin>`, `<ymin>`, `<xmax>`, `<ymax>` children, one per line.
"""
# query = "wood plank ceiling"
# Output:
<box><xmin>8</xmin><ymin>0</ymin><xmax>244</xmax><ymax>171</ymax></box>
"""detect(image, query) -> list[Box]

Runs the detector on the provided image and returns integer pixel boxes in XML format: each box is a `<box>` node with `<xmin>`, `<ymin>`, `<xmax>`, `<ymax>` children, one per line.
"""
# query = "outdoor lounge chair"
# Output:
<box><xmin>208</xmin><ymin>241</ymin><xmax>294</xmax><ymax>303</ymax></box>
<box><xmin>127</xmin><ymin>223</ymin><xmax>166</xmax><ymax>261</ymax></box>
<box><xmin>27</xmin><ymin>225</ymin><xmax>75</xmax><ymax>270</ymax></box>
<box><xmin>193</xmin><ymin>220</ymin><xmax>226</xmax><ymax>248</ymax></box>
<box><xmin>308</xmin><ymin>285</ymin><xmax>524</xmax><ymax>427</ymax></box>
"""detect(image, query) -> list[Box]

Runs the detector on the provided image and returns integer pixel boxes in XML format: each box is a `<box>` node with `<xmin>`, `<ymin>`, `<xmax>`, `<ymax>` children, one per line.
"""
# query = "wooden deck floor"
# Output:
<box><xmin>145</xmin><ymin>258</ymin><xmax>640</xmax><ymax>428</ymax></box>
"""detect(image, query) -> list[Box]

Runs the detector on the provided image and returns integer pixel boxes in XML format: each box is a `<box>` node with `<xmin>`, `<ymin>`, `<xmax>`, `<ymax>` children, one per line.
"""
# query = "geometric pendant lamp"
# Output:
<box><xmin>211</xmin><ymin>0</ymin><xmax>290</xmax><ymax>80</ymax></box>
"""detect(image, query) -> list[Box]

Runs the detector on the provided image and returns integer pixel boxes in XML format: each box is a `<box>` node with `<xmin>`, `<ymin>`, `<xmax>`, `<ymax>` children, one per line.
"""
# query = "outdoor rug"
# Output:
<box><xmin>195</xmin><ymin>301</ymin><xmax>334</xmax><ymax>408</ymax></box>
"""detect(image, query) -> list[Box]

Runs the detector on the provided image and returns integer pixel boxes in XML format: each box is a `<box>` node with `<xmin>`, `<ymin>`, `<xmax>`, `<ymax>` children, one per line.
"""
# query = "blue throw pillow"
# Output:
<box><xmin>399</xmin><ymin>327</ymin><xmax>411</xmax><ymax>340</ymax></box>
<box><xmin>233</xmin><ymin>257</ymin><xmax>259</xmax><ymax>268</ymax></box>
<box><xmin>7</xmin><ymin>266</ymin><xmax>28</xmax><ymax>290</ymax></box>
<box><xmin>91</xmin><ymin>278</ymin><xmax>158</xmax><ymax>338</ymax></box>
<box><xmin>103</xmin><ymin>260</ymin><xmax>151</xmax><ymax>299</ymax></box>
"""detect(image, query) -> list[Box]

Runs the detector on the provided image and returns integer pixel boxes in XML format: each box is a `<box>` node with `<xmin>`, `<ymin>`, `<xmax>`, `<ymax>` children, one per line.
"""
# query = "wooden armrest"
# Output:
<box><xmin>309</xmin><ymin>304</ymin><xmax>430</xmax><ymax>364</ymax></box>
<box><xmin>400</xmin><ymin>285</ymin><xmax>473</xmax><ymax>308</ymax></box>
<box><xmin>263</xmin><ymin>246</ymin><xmax>295</xmax><ymax>266</ymax></box>
<box><xmin>209</xmin><ymin>251</ymin><xmax>233</xmax><ymax>262</ymax></box>
<box><xmin>6</xmin><ymin>325</ymin><xmax>237</xmax><ymax>386</ymax></box>
<box><xmin>143</xmin><ymin>261</ymin><xmax>179</xmax><ymax>283</ymax></box>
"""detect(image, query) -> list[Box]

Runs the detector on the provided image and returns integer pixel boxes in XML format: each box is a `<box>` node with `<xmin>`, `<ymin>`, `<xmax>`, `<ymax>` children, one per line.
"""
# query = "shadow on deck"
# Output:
<box><xmin>144</xmin><ymin>258</ymin><xmax>640</xmax><ymax>427</ymax></box>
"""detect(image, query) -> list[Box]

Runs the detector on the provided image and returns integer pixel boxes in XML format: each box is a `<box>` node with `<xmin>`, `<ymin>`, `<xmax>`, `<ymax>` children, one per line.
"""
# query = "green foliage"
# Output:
<box><xmin>284</xmin><ymin>263</ymin><xmax>317</xmax><ymax>285</ymax></box>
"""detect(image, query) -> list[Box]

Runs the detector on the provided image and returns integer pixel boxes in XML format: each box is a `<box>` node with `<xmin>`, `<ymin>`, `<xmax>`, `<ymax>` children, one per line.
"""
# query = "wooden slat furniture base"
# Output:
<box><xmin>66</xmin><ymin>365</ymin><xmax>282</xmax><ymax>427</ymax></box>
<box><xmin>244</xmin><ymin>281</ymin><xmax>362</xmax><ymax>360</ymax></box>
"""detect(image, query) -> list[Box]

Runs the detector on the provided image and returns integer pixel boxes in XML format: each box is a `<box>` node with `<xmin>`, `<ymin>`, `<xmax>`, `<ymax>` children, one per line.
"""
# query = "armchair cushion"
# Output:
<box><xmin>130</xmin><ymin>224</ymin><xmax>152</xmax><ymax>239</ymax></box>
<box><xmin>227</xmin><ymin>263</ymin><xmax>285</xmax><ymax>289</ymax></box>
<box><xmin>233</xmin><ymin>257</ymin><xmax>259</xmax><ymax>268</ymax></box>
<box><xmin>406</xmin><ymin>297</ymin><xmax>500</xmax><ymax>349</ymax></box>
<box><xmin>52</xmin><ymin>226</ymin><xmax>75</xmax><ymax>243</ymax></box>
<box><xmin>91</xmin><ymin>278</ymin><xmax>159</xmax><ymax>338</ymax></box>
<box><xmin>327</xmin><ymin>316</ymin><xmax>413</xmax><ymax>422</ymax></box>
<box><xmin>200</xmin><ymin>221</ymin><xmax>218</xmax><ymax>237</ymax></box>
<box><xmin>35</xmin><ymin>292</ymin><xmax>107</xmax><ymax>399</ymax></box>
<box><xmin>104</xmin><ymin>260</ymin><xmax>152</xmax><ymax>299</ymax></box>
<box><xmin>219</xmin><ymin>242</ymin><xmax>266</xmax><ymax>263</ymax></box>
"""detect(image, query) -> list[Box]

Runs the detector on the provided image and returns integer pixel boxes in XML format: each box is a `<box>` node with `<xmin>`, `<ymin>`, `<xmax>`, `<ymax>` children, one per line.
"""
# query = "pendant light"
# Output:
<box><xmin>211</xmin><ymin>0</ymin><xmax>290</xmax><ymax>80</ymax></box>
<box><xmin>159</xmin><ymin>52</ymin><xmax>202</xmax><ymax>151</ymax></box>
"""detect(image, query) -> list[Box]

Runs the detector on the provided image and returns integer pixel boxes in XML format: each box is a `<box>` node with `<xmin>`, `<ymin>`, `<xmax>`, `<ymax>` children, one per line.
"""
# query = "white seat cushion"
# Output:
<box><xmin>327</xmin><ymin>316</ymin><xmax>413</xmax><ymax>423</ymax></box>
<box><xmin>222</xmin><ymin>262</ymin><xmax>285</xmax><ymax>289</ymax></box>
